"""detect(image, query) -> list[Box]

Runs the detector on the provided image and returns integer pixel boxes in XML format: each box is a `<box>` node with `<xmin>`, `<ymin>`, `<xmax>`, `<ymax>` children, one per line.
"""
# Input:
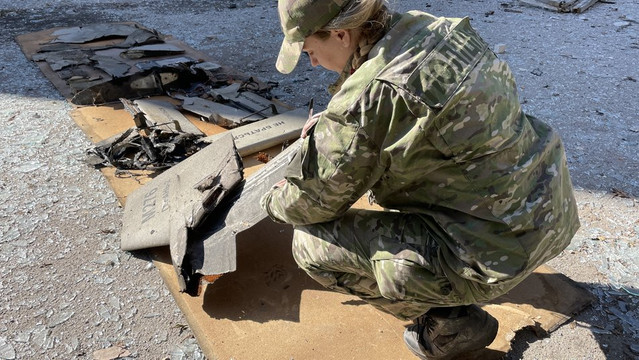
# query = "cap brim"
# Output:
<box><xmin>276</xmin><ymin>39</ymin><xmax>303</xmax><ymax>74</ymax></box>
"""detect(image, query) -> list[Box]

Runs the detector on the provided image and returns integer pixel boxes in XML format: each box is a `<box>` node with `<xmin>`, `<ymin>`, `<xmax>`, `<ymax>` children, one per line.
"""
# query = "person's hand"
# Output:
<box><xmin>273</xmin><ymin>178</ymin><xmax>287</xmax><ymax>189</ymax></box>
<box><xmin>301</xmin><ymin>111</ymin><xmax>321</xmax><ymax>139</ymax></box>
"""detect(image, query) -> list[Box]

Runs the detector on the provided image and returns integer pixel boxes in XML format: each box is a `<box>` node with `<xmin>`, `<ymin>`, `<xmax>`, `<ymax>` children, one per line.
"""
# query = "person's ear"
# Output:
<box><xmin>332</xmin><ymin>29</ymin><xmax>352</xmax><ymax>48</ymax></box>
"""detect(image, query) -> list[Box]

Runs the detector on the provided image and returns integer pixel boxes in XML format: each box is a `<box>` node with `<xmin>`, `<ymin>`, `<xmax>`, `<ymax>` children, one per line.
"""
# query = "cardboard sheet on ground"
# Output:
<box><xmin>71</xmin><ymin>102</ymin><xmax>593</xmax><ymax>359</ymax></box>
<box><xmin>152</xmin><ymin>223</ymin><xmax>594</xmax><ymax>360</ymax></box>
<box><xmin>18</xmin><ymin>25</ymin><xmax>593</xmax><ymax>359</ymax></box>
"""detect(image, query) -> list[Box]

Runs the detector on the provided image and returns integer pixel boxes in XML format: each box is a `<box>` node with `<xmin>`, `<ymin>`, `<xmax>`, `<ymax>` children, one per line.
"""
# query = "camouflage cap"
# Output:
<box><xmin>276</xmin><ymin>0</ymin><xmax>353</xmax><ymax>74</ymax></box>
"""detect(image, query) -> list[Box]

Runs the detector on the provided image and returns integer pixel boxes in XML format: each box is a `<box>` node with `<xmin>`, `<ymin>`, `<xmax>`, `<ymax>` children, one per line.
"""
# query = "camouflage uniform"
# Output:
<box><xmin>261</xmin><ymin>11</ymin><xmax>580</xmax><ymax>320</ymax></box>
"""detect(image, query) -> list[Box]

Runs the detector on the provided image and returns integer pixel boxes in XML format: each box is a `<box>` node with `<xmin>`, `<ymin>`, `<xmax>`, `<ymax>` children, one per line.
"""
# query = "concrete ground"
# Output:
<box><xmin>0</xmin><ymin>0</ymin><xmax>637</xmax><ymax>359</ymax></box>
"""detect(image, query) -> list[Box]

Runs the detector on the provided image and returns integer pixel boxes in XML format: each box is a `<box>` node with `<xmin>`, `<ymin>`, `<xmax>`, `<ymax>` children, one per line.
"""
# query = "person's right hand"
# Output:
<box><xmin>301</xmin><ymin>111</ymin><xmax>321</xmax><ymax>139</ymax></box>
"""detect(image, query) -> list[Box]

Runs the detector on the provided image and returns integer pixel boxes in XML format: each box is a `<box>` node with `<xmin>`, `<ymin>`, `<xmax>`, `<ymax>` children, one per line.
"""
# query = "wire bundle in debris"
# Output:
<box><xmin>86</xmin><ymin>126</ymin><xmax>205</xmax><ymax>171</ymax></box>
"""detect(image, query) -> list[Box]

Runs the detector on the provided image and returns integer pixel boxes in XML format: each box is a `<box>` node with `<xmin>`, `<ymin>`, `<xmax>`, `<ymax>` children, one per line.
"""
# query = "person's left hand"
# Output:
<box><xmin>272</xmin><ymin>178</ymin><xmax>286</xmax><ymax>189</ymax></box>
<box><xmin>301</xmin><ymin>111</ymin><xmax>321</xmax><ymax>139</ymax></box>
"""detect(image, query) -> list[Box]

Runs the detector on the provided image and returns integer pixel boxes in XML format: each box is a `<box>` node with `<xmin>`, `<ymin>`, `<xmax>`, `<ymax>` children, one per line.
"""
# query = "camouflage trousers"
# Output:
<box><xmin>292</xmin><ymin>209</ymin><xmax>468</xmax><ymax>321</ymax></box>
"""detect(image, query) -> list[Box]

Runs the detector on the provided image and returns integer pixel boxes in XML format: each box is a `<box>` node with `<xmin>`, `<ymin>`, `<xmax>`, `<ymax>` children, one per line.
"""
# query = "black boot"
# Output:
<box><xmin>403</xmin><ymin>305</ymin><xmax>498</xmax><ymax>360</ymax></box>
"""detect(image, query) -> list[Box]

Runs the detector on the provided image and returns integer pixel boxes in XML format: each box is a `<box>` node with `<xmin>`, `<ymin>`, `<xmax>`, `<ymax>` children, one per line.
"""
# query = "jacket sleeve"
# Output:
<box><xmin>260</xmin><ymin>82</ymin><xmax>396</xmax><ymax>226</ymax></box>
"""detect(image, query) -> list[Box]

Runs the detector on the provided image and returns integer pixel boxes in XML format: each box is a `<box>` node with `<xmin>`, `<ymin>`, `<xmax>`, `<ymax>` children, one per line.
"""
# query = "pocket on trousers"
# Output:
<box><xmin>370</xmin><ymin>236</ymin><xmax>454</xmax><ymax>302</ymax></box>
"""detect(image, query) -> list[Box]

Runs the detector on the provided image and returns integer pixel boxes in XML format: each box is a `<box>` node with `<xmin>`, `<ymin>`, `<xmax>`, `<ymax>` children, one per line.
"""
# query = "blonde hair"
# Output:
<box><xmin>315</xmin><ymin>0</ymin><xmax>391</xmax><ymax>70</ymax></box>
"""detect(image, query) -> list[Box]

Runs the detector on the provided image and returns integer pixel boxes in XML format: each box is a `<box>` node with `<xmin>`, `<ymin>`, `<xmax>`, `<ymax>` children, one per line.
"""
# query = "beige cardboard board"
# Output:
<box><xmin>68</xmin><ymin>87</ymin><xmax>593</xmax><ymax>360</ymax></box>
<box><xmin>96</xmin><ymin>115</ymin><xmax>592</xmax><ymax>359</ymax></box>
<box><xmin>149</xmin><ymin>218</ymin><xmax>592</xmax><ymax>360</ymax></box>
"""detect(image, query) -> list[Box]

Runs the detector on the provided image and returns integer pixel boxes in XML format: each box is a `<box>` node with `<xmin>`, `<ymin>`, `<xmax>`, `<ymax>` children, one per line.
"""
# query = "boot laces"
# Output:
<box><xmin>415</xmin><ymin>314</ymin><xmax>437</xmax><ymax>349</ymax></box>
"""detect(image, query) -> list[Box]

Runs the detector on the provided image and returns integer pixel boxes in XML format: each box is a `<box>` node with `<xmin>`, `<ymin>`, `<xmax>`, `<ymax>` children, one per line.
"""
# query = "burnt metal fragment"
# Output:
<box><xmin>70</xmin><ymin>59</ymin><xmax>220</xmax><ymax>105</ymax></box>
<box><xmin>180</xmin><ymin>96</ymin><xmax>263</xmax><ymax>128</ymax></box>
<box><xmin>120</xmin><ymin>43</ymin><xmax>186</xmax><ymax>60</ymax></box>
<box><xmin>91</xmin><ymin>55</ymin><xmax>131</xmax><ymax>78</ymax></box>
<box><xmin>85</xmin><ymin>127</ymin><xmax>205</xmax><ymax>171</ymax></box>
<box><xmin>50</xmin><ymin>23</ymin><xmax>152</xmax><ymax>44</ymax></box>
<box><xmin>32</xmin><ymin>49</ymin><xmax>92</xmax><ymax>71</ymax></box>
<box><xmin>119</xmin><ymin>28</ymin><xmax>163</xmax><ymax>48</ymax></box>
<box><xmin>129</xmin><ymin>99</ymin><xmax>204</xmax><ymax>135</ymax></box>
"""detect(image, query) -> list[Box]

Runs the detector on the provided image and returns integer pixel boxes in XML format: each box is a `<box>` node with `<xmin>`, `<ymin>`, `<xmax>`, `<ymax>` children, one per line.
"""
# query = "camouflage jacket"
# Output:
<box><xmin>261</xmin><ymin>11</ymin><xmax>580</xmax><ymax>289</ymax></box>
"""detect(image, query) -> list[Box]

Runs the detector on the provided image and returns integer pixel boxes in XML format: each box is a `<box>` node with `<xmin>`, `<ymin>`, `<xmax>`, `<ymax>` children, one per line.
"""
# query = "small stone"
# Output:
<box><xmin>0</xmin><ymin>337</ymin><xmax>16</xmax><ymax>360</ymax></box>
<box><xmin>124</xmin><ymin>308</ymin><xmax>137</xmax><ymax>320</ymax></box>
<box><xmin>1</xmin><ymin>229</ymin><xmax>20</xmax><ymax>243</ymax></box>
<box><xmin>170</xmin><ymin>347</ymin><xmax>187</xmax><ymax>360</ymax></box>
<box><xmin>47</xmin><ymin>311</ymin><xmax>74</xmax><ymax>328</ymax></box>
<box><xmin>93</xmin><ymin>346</ymin><xmax>131</xmax><ymax>360</ymax></box>
<box><xmin>108</xmin><ymin>296</ymin><xmax>121</xmax><ymax>311</ymax></box>
<box><xmin>97</xmin><ymin>304</ymin><xmax>112</xmax><ymax>321</ymax></box>
<box><xmin>154</xmin><ymin>330</ymin><xmax>168</xmax><ymax>344</ymax></box>
<box><xmin>614</xmin><ymin>21</ymin><xmax>631</xmax><ymax>29</ymax></box>
<box><xmin>95</xmin><ymin>253</ymin><xmax>119</xmax><ymax>266</ymax></box>
<box><xmin>14</xmin><ymin>331</ymin><xmax>31</xmax><ymax>343</ymax></box>
<box><xmin>94</xmin><ymin>276</ymin><xmax>115</xmax><ymax>285</ymax></box>
<box><xmin>65</xmin><ymin>337</ymin><xmax>79</xmax><ymax>354</ymax></box>
<box><xmin>31</xmin><ymin>325</ymin><xmax>54</xmax><ymax>350</ymax></box>
<box><xmin>494</xmin><ymin>43</ymin><xmax>507</xmax><ymax>54</ymax></box>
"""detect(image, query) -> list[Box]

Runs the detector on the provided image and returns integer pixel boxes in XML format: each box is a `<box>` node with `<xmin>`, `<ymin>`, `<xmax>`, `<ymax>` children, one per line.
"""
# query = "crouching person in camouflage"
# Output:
<box><xmin>260</xmin><ymin>0</ymin><xmax>580</xmax><ymax>358</ymax></box>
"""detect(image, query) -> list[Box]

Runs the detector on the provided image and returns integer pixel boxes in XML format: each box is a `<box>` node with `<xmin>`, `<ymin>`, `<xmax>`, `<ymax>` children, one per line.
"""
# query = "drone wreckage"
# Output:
<box><xmin>21</xmin><ymin>22</ymin><xmax>307</xmax><ymax>294</ymax></box>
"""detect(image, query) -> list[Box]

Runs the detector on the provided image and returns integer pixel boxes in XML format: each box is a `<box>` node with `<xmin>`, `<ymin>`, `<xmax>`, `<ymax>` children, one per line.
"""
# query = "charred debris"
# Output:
<box><xmin>28</xmin><ymin>22</ymin><xmax>282</xmax><ymax>172</ymax></box>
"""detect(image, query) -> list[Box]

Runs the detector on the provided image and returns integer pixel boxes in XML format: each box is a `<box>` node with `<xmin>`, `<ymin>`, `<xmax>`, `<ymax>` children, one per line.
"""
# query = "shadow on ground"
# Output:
<box><xmin>186</xmin><ymin>220</ymin><xmax>639</xmax><ymax>359</ymax></box>
<box><xmin>504</xmin><ymin>283</ymin><xmax>639</xmax><ymax>359</ymax></box>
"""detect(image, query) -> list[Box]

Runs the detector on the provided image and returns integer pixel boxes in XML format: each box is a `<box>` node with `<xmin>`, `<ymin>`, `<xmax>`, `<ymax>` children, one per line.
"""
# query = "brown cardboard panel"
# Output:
<box><xmin>99</xmin><ymin>167</ymin><xmax>155</xmax><ymax>206</ymax></box>
<box><xmin>70</xmin><ymin>103</ymin><xmax>134</xmax><ymax>142</ymax></box>
<box><xmin>151</xmin><ymin>219</ymin><xmax>418</xmax><ymax>360</ymax></box>
<box><xmin>65</xmin><ymin>73</ymin><xmax>592</xmax><ymax>360</ymax></box>
<box><xmin>150</xmin><ymin>218</ymin><xmax>592</xmax><ymax>360</ymax></box>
